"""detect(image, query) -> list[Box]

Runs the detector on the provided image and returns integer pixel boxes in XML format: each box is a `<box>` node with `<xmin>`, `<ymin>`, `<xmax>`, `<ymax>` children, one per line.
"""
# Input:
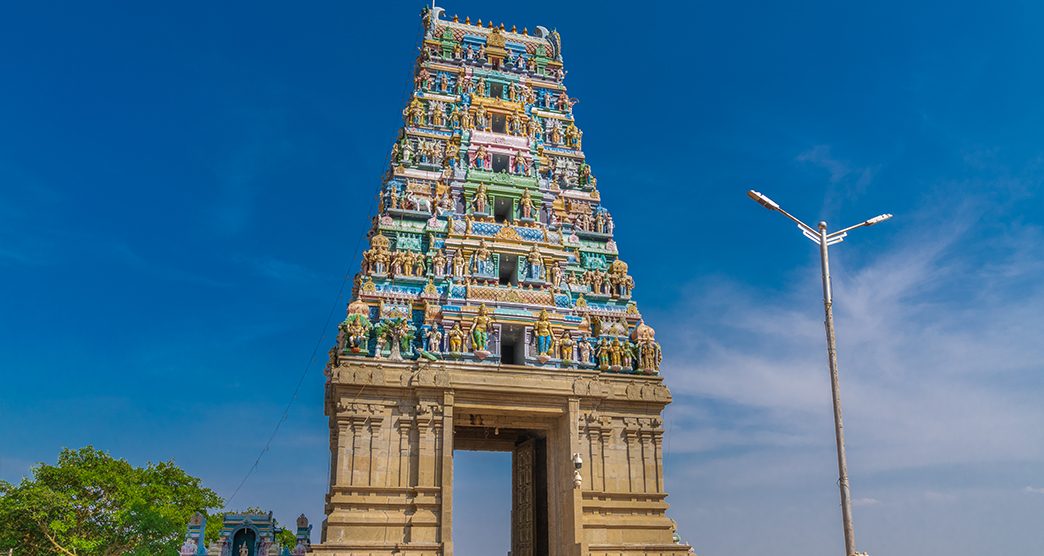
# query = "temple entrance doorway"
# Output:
<box><xmin>231</xmin><ymin>528</ymin><xmax>256</xmax><ymax>556</ymax></box>
<box><xmin>453</xmin><ymin>426</ymin><xmax>549</xmax><ymax>556</ymax></box>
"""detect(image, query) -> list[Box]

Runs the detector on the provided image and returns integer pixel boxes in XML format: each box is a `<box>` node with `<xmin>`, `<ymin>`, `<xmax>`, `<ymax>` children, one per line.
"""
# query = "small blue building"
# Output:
<box><xmin>180</xmin><ymin>511</ymin><xmax>312</xmax><ymax>556</ymax></box>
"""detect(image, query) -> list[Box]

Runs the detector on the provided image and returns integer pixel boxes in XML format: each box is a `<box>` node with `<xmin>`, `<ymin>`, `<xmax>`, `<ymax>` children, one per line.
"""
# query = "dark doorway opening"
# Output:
<box><xmin>492</xmin><ymin>113</ymin><xmax>507</xmax><ymax>133</ymax></box>
<box><xmin>500</xmin><ymin>324</ymin><xmax>524</xmax><ymax>364</ymax></box>
<box><xmin>232</xmin><ymin>529</ymin><xmax>256</xmax><ymax>556</ymax></box>
<box><xmin>492</xmin><ymin>153</ymin><xmax>510</xmax><ymax>172</ymax></box>
<box><xmin>493</xmin><ymin>197</ymin><xmax>512</xmax><ymax>223</ymax></box>
<box><xmin>498</xmin><ymin>254</ymin><xmax>517</xmax><ymax>286</ymax></box>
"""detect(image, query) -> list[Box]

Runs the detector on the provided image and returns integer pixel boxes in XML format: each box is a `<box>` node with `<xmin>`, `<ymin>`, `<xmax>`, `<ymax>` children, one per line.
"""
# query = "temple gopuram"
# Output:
<box><xmin>316</xmin><ymin>6</ymin><xmax>693</xmax><ymax>556</ymax></box>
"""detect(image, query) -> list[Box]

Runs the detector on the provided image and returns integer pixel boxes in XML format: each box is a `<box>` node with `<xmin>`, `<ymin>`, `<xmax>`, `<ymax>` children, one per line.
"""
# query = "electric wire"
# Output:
<box><xmin>227</xmin><ymin>14</ymin><xmax>425</xmax><ymax>507</ymax></box>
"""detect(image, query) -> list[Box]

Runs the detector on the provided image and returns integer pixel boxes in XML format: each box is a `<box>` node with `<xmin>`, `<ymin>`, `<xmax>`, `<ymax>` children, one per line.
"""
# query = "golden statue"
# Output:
<box><xmin>448</xmin><ymin>322</ymin><xmax>465</xmax><ymax>353</ymax></box>
<box><xmin>556</xmin><ymin>331</ymin><xmax>575</xmax><ymax>361</ymax></box>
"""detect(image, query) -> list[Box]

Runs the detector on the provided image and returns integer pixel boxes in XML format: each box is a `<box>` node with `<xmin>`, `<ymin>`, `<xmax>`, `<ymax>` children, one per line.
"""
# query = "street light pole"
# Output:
<box><xmin>818</xmin><ymin>220</ymin><xmax>856</xmax><ymax>556</ymax></box>
<box><xmin>747</xmin><ymin>190</ymin><xmax>891</xmax><ymax>556</ymax></box>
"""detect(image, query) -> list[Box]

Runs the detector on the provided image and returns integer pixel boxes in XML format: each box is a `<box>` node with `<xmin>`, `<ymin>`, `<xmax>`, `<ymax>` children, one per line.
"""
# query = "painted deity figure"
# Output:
<box><xmin>548</xmin><ymin>263</ymin><xmax>562</xmax><ymax>288</ymax></box>
<box><xmin>525</xmin><ymin>116</ymin><xmax>539</xmax><ymax>139</ymax></box>
<box><xmin>411</xmin><ymin>250</ymin><xmax>423</xmax><ymax>275</ymax></box>
<box><xmin>556</xmin><ymin>91</ymin><xmax>571</xmax><ymax>111</ymax></box>
<box><xmin>431</xmin><ymin>249</ymin><xmax>447</xmax><ymax>277</ymax></box>
<box><xmin>474</xmin><ymin>104</ymin><xmax>489</xmax><ymax>131</ymax></box>
<box><xmin>395</xmin><ymin>319</ymin><xmax>416</xmax><ymax>355</ymax></box>
<box><xmin>533</xmin><ymin>309</ymin><xmax>555</xmax><ymax>356</ymax></box>
<box><xmin>374</xmin><ymin>332</ymin><xmax>387</xmax><ymax>359</ymax></box>
<box><xmin>633</xmin><ymin>321</ymin><xmax>662</xmax><ymax>373</ymax></box>
<box><xmin>578</xmin><ymin>163</ymin><xmax>592</xmax><ymax>186</ymax></box>
<box><xmin>448</xmin><ymin>322</ymin><xmax>465</xmax><ymax>353</ymax></box>
<box><xmin>238</xmin><ymin>543</ymin><xmax>248</xmax><ymax>556</ymax></box>
<box><xmin>526</xmin><ymin>245</ymin><xmax>545</xmax><ymax>281</ymax></box>
<box><xmin>564</xmin><ymin>123</ymin><xmax>582</xmax><ymax>148</ymax></box>
<box><xmin>471</xmin><ymin>304</ymin><xmax>493</xmax><ymax>352</ymax></box>
<box><xmin>557</xmin><ymin>331</ymin><xmax>575</xmax><ymax>361</ymax></box>
<box><xmin>404</xmin><ymin>98</ymin><xmax>425</xmax><ymax>126</ymax></box>
<box><xmin>415</xmin><ymin>68</ymin><xmax>429</xmax><ymax>90</ymax></box>
<box><xmin>475</xmin><ymin>76</ymin><xmax>486</xmax><ymax>97</ymax></box>
<box><xmin>339</xmin><ymin>314</ymin><xmax>372</xmax><ymax>353</ymax></box>
<box><xmin>596</xmin><ymin>338</ymin><xmax>611</xmax><ymax>370</ymax></box>
<box><xmin>514</xmin><ymin>149</ymin><xmax>529</xmax><ymax>175</ymax></box>
<box><xmin>471</xmin><ymin>182</ymin><xmax>490</xmax><ymax>213</ymax></box>
<box><xmin>509</xmin><ymin>111</ymin><xmax>522</xmax><ymax>135</ymax></box>
<box><xmin>578</xmin><ymin>337</ymin><xmax>593</xmax><ymax>364</ymax></box>
<box><xmin>621</xmin><ymin>340</ymin><xmax>635</xmax><ymax>370</ymax></box>
<box><xmin>546</xmin><ymin>120</ymin><xmax>563</xmax><ymax>145</ymax></box>
<box><xmin>609</xmin><ymin>338</ymin><xmax>623</xmax><ymax>368</ymax></box>
<box><xmin>399</xmin><ymin>137</ymin><xmax>414</xmax><ymax>163</ymax></box>
<box><xmin>472</xmin><ymin>145</ymin><xmax>490</xmax><ymax>170</ymax></box>
<box><xmin>473</xmin><ymin>240</ymin><xmax>494</xmax><ymax>275</ymax></box>
<box><xmin>363</xmin><ymin>235</ymin><xmax>391</xmax><ymax>275</ymax></box>
<box><xmin>426</xmin><ymin>325</ymin><xmax>443</xmax><ymax>353</ymax></box>
<box><xmin>519</xmin><ymin>189</ymin><xmax>536</xmax><ymax>220</ymax></box>
<box><xmin>429</xmin><ymin>101</ymin><xmax>445</xmax><ymax>127</ymax></box>
<box><xmin>437</xmin><ymin>192</ymin><xmax>454</xmax><ymax>214</ymax></box>
<box><xmin>460</xmin><ymin>107</ymin><xmax>474</xmax><ymax>130</ymax></box>
<box><xmin>452</xmin><ymin>250</ymin><xmax>466</xmax><ymax>277</ymax></box>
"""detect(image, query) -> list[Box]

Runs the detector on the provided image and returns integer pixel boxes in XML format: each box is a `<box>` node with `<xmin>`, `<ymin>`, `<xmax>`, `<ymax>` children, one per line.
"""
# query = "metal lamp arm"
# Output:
<box><xmin>775</xmin><ymin>207</ymin><xmax>817</xmax><ymax>235</ymax></box>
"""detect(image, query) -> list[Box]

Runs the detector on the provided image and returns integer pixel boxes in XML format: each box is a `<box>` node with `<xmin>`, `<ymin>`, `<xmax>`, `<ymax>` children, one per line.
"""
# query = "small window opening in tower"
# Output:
<box><xmin>498</xmin><ymin>253</ymin><xmax>518</xmax><ymax>286</ymax></box>
<box><xmin>489</xmin><ymin>82</ymin><xmax>505</xmax><ymax>98</ymax></box>
<box><xmin>500</xmin><ymin>324</ymin><xmax>524</xmax><ymax>365</ymax></box>
<box><xmin>492</xmin><ymin>113</ymin><xmax>507</xmax><ymax>134</ymax></box>
<box><xmin>492</xmin><ymin>153</ymin><xmax>509</xmax><ymax>172</ymax></box>
<box><xmin>494</xmin><ymin>197</ymin><xmax>512</xmax><ymax>223</ymax></box>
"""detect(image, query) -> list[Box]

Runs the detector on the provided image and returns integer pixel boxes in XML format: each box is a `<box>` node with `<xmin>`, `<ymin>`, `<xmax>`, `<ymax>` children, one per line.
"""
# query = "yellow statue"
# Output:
<box><xmin>448</xmin><ymin>322</ymin><xmax>465</xmax><ymax>353</ymax></box>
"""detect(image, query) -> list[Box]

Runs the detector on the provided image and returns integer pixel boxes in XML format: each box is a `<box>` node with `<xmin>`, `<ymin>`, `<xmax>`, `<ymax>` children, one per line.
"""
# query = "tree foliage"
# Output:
<box><xmin>0</xmin><ymin>446</ymin><xmax>222</xmax><ymax>556</ymax></box>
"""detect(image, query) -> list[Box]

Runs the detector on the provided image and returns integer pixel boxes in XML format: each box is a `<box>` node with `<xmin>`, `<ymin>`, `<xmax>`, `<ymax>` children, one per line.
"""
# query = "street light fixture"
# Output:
<box><xmin>747</xmin><ymin>189</ymin><xmax>891</xmax><ymax>556</ymax></box>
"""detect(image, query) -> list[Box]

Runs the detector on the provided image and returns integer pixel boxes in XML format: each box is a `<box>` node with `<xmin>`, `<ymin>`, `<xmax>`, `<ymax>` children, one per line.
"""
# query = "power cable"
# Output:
<box><xmin>227</xmin><ymin>14</ymin><xmax>425</xmax><ymax>506</ymax></box>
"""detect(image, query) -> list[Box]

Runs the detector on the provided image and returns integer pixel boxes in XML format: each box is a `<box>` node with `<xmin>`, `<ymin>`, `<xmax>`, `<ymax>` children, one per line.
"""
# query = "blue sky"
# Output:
<box><xmin>2</xmin><ymin>1</ymin><xmax>1043</xmax><ymax>554</ymax></box>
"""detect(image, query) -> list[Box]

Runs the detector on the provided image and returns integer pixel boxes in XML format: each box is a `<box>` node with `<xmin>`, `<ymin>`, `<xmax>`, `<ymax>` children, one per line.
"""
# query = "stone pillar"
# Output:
<box><xmin>440</xmin><ymin>391</ymin><xmax>455</xmax><ymax>554</ymax></box>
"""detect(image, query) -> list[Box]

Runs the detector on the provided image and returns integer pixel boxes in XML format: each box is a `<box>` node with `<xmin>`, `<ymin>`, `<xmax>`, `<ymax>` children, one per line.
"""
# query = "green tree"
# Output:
<box><xmin>0</xmin><ymin>446</ymin><xmax>222</xmax><ymax>555</ymax></box>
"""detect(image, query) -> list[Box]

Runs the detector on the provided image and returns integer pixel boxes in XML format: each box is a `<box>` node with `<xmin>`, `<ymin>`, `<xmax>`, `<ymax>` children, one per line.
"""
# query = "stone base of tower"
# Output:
<box><xmin>312</xmin><ymin>359</ymin><xmax>692</xmax><ymax>556</ymax></box>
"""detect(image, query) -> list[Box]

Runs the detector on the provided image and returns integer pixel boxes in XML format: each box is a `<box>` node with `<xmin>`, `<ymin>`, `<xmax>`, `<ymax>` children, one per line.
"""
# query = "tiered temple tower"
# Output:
<box><xmin>316</xmin><ymin>7</ymin><xmax>693</xmax><ymax>556</ymax></box>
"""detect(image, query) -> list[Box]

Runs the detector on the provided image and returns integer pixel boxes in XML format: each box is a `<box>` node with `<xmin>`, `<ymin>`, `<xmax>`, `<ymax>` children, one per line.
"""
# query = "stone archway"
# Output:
<box><xmin>314</xmin><ymin>360</ymin><xmax>689</xmax><ymax>556</ymax></box>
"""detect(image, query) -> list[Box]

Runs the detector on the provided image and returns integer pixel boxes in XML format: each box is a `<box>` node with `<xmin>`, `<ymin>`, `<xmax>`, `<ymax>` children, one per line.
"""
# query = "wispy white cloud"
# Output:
<box><xmin>660</xmin><ymin>190</ymin><xmax>1044</xmax><ymax>554</ymax></box>
<box><xmin>665</xmin><ymin>195</ymin><xmax>1044</xmax><ymax>475</ymax></box>
<box><xmin>797</xmin><ymin>145</ymin><xmax>877</xmax><ymax>191</ymax></box>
